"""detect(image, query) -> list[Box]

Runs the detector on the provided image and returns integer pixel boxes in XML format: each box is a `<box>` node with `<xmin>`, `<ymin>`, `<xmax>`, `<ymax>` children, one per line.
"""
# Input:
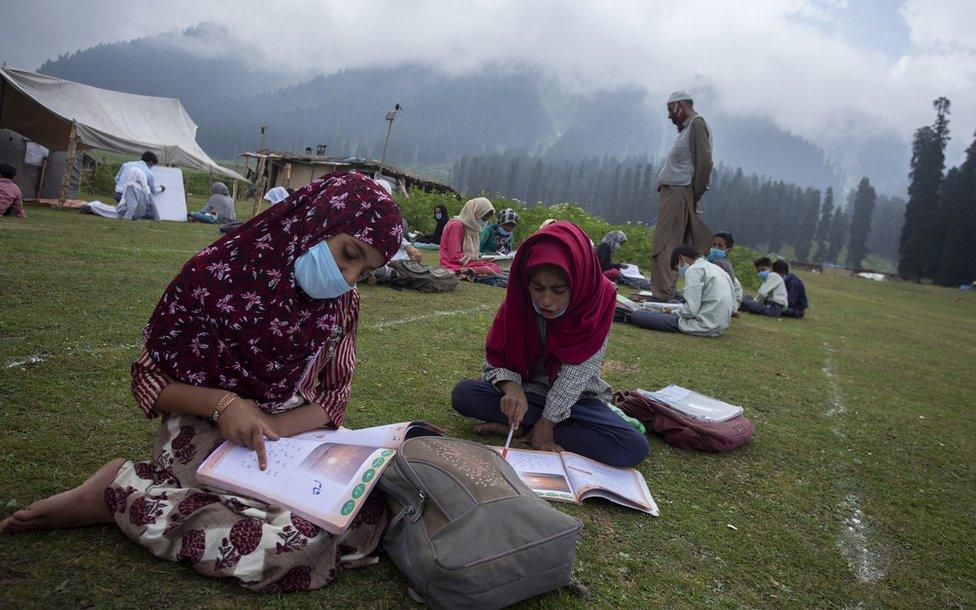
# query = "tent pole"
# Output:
<box><xmin>57</xmin><ymin>120</ymin><xmax>78</xmax><ymax>209</ymax></box>
<box><xmin>34</xmin><ymin>154</ymin><xmax>49</xmax><ymax>200</ymax></box>
<box><xmin>251</xmin><ymin>155</ymin><xmax>267</xmax><ymax>218</ymax></box>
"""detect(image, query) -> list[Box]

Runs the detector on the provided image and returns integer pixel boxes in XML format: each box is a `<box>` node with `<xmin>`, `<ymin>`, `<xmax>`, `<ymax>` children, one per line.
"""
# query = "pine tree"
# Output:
<box><xmin>899</xmin><ymin>97</ymin><xmax>951</xmax><ymax>281</ymax></box>
<box><xmin>936</xmin><ymin>132</ymin><xmax>976</xmax><ymax>286</ymax></box>
<box><xmin>505</xmin><ymin>157</ymin><xmax>520</xmax><ymax>198</ymax></box>
<box><xmin>526</xmin><ymin>158</ymin><xmax>543</xmax><ymax>204</ymax></box>
<box><xmin>846</xmin><ymin>177</ymin><xmax>877</xmax><ymax>268</ymax></box>
<box><xmin>795</xmin><ymin>189</ymin><xmax>821</xmax><ymax>262</ymax></box>
<box><xmin>825</xmin><ymin>207</ymin><xmax>848</xmax><ymax>264</ymax></box>
<box><xmin>815</xmin><ymin>187</ymin><xmax>834</xmax><ymax>261</ymax></box>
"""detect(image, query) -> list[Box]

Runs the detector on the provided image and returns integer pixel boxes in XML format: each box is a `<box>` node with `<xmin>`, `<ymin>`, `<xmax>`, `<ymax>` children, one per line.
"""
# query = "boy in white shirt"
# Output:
<box><xmin>739</xmin><ymin>257</ymin><xmax>787</xmax><ymax>317</ymax></box>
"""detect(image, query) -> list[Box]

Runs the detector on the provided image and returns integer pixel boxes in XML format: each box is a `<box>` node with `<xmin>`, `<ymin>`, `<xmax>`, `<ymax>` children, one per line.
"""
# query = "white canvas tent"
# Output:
<box><xmin>0</xmin><ymin>66</ymin><xmax>245</xmax><ymax>203</ymax></box>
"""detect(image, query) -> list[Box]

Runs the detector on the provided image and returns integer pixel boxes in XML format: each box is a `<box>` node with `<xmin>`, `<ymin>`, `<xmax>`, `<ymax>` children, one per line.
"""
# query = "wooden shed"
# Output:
<box><xmin>241</xmin><ymin>151</ymin><xmax>459</xmax><ymax>199</ymax></box>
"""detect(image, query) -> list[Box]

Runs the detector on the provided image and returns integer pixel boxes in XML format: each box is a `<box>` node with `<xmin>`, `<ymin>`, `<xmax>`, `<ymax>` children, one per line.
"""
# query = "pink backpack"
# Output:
<box><xmin>613</xmin><ymin>390</ymin><xmax>754</xmax><ymax>452</ymax></box>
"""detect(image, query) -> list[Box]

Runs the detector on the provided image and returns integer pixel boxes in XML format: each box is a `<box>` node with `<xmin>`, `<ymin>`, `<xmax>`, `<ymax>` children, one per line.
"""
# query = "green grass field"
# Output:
<box><xmin>1</xmin><ymin>206</ymin><xmax>974</xmax><ymax>609</ymax></box>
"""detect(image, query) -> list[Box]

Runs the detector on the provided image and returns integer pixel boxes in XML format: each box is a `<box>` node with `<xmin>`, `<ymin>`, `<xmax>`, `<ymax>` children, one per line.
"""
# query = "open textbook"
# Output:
<box><xmin>620</xmin><ymin>263</ymin><xmax>648</xmax><ymax>280</ymax></box>
<box><xmin>616</xmin><ymin>293</ymin><xmax>680</xmax><ymax>313</ymax></box>
<box><xmin>496</xmin><ymin>448</ymin><xmax>659</xmax><ymax>516</ymax></box>
<box><xmin>482</xmin><ymin>251</ymin><xmax>516</xmax><ymax>261</ymax></box>
<box><xmin>637</xmin><ymin>385</ymin><xmax>743</xmax><ymax>422</ymax></box>
<box><xmin>197</xmin><ymin>421</ymin><xmax>440</xmax><ymax>535</ymax></box>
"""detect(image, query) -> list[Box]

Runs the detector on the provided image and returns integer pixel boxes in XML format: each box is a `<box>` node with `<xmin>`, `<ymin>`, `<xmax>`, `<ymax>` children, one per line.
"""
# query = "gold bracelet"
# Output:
<box><xmin>211</xmin><ymin>392</ymin><xmax>240</xmax><ymax>422</ymax></box>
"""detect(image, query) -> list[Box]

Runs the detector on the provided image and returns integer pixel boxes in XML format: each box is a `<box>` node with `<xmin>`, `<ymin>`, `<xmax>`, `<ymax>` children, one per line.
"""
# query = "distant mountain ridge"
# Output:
<box><xmin>37</xmin><ymin>23</ymin><xmax>908</xmax><ymax>196</ymax></box>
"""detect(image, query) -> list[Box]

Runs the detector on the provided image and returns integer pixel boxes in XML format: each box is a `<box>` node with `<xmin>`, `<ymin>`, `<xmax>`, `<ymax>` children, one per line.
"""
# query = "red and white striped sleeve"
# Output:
<box><xmin>130</xmin><ymin>347</ymin><xmax>174</xmax><ymax>419</ymax></box>
<box><xmin>303</xmin><ymin>290</ymin><xmax>360</xmax><ymax>427</ymax></box>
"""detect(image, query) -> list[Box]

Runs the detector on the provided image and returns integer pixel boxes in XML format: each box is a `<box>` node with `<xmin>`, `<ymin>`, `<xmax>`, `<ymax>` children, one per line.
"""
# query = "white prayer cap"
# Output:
<box><xmin>667</xmin><ymin>90</ymin><xmax>693</xmax><ymax>104</ymax></box>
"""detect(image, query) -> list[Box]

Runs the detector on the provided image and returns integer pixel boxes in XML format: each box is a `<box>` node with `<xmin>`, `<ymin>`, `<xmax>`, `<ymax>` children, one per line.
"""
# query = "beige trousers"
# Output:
<box><xmin>651</xmin><ymin>185</ymin><xmax>714</xmax><ymax>300</ymax></box>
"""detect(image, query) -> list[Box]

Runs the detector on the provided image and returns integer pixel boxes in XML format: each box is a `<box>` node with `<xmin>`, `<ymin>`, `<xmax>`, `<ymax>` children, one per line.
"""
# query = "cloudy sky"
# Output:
<box><xmin>1</xmin><ymin>0</ymin><xmax>974</xmax><ymax>164</ymax></box>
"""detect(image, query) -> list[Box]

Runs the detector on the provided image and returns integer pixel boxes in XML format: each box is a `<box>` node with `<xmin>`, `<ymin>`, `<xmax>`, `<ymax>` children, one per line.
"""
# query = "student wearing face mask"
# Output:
<box><xmin>451</xmin><ymin>221</ymin><xmax>649</xmax><ymax>467</ymax></box>
<box><xmin>596</xmin><ymin>230</ymin><xmax>627</xmax><ymax>282</ymax></box>
<box><xmin>479</xmin><ymin>207</ymin><xmax>519</xmax><ymax>254</ymax></box>
<box><xmin>439</xmin><ymin>197</ymin><xmax>505</xmax><ymax>282</ymax></box>
<box><xmin>413</xmin><ymin>205</ymin><xmax>449</xmax><ymax>246</ymax></box>
<box><xmin>739</xmin><ymin>256</ymin><xmax>788</xmax><ymax>317</ymax></box>
<box><xmin>2</xmin><ymin>172</ymin><xmax>405</xmax><ymax>592</ymax></box>
<box><xmin>650</xmin><ymin>90</ymin><xmax>714</xmax><ymax>302</ymax></box>
<box><xmin>629</xmin><ymin>244</ymin><xmax>736</xmax><ymax>337</ymax></box>
<box><xmin>706</xmin><ymin>232</ymin><xmax>743</xmax><ymax>308</ymax></box>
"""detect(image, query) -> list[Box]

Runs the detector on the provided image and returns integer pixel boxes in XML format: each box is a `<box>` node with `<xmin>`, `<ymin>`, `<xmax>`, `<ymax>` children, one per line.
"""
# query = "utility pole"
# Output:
<box><xmin>378</xmin><ymin>103</ymin><xmax>401</xmax><ymax>175</ymax></box>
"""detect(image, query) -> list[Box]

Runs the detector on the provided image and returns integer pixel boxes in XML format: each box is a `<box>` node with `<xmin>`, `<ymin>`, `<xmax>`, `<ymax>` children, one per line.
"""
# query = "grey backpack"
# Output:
<box><xmin>388</xmin><ymin>260</ymin><xmax>459</xmax><ymax>293</ymax></box>
<box><xmin>379</xmin><ymin>437</ymin><xmax>583</xmax><ymax>609</ymax></box>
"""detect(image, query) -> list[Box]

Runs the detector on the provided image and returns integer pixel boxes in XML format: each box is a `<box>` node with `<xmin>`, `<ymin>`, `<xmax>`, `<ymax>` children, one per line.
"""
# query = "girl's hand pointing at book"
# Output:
<box><xmin>217</xmin><ymin>398</ymin><xmax>281</xmax><ymax>470</ymax></box>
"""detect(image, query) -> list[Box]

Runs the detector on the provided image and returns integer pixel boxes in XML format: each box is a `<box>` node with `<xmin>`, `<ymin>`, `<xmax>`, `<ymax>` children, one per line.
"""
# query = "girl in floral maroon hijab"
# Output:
<box><xmin>2</xmin><ymin>172</ymin><xmax>404</xmax><ymax>592</ymax></box>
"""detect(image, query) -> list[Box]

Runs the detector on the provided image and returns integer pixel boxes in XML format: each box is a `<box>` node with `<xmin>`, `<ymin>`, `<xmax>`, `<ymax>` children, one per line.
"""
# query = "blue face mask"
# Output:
<box><xmin>497</xmin><ymin>225</ymin><xmax>512</xmax><ymax>237</ymax></box>
<box><xmin>477</xmin><ymin>218</ymin><xmax>488</xmax><ymax>230</ymax></box>
<box><xmin>708</xmin><ymin>247</ymin><xmax>726</xmax><ymax>260</ymax></box>
<box><xmin>294</xmin><ymin>240</ymin><xmax>355</xmax><ymax>299</ymax></box>
<box><xmin>532</xmin><ymin>300</ymin><xmax>568</xmax><ymax>319</ymax></box>
<box><xmin>434</xmin><ymin>212</ymin><xmax>443</xmax><ymax>221</ymax></box>
<box><xmin>757</xmin><ymin>270</ymin><xmax>770</xmax><ymax>280</ymax></box>
<box><xmin>678</xmin><ymin>262</ymin><xmax>689</xmax><ymax>278</ymax></box>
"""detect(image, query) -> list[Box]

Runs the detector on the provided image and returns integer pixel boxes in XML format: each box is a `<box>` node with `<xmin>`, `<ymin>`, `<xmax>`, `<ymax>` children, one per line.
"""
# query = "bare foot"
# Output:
<box><xmin>1</xmin><ymin>458</ymin><xmax>125</xmax><ymax>534</ymax></box>
<box><xmin>473</xmin><ymin>422</ymin><xmax>514</xmax><ymax>437</ymax></box>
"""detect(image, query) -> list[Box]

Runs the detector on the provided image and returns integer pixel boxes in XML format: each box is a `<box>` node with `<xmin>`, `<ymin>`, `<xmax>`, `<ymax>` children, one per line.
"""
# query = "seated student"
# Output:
<box><xmin>0</xmin><ymin>163</ymin><xmax>25</xmax><ymax>218</ymax></box>
<box><xmin>596</xmin><ymin>230</ymin><xmax>626</xmax><ymax>281</ymax></box>
<box><xmin>115</xmin><ymin>165</ymin><xmax>160</xmax><ymax>221</ymax></box>
<box><xmin>113</xmin><ymin>152</ymin><xmax>164</xmax><ymax>203</ymax></box>
<box><xmin>451</xmin><ymin>221</ymin><xmax>649</xmax><ymax>467</ymax></box>
<box><xmin>706</xmin><ymin>232</ymin><xmax>743</xmax><ymax>308</ymax></box>
<box><xmin>479</xmin><ymin>208</ymin><xmax>519</xmax><ymax>254</ymax></box>
<box><xmin>740</xmin><ymin>256</ymin><xmax>788</xmax><ymax>317</ymax></box>
<box><xmin>776</xmin><ymin>260</ymin><xmax>809</xmax><ymax>318</ymax></box>
<box><xmin>630</xmin><ymin>244</ymin><xmax>735</xmax><ymax>337</ymax></box>
<box><xmin>369</xmin><ymin>220</ymin><xmax>424</xmax><ymax>283</ymax></box>
<box><xmin>1</xmin><ymin>172</ymin><xmax>405</xmax><ymax>592</ymax></box>
<box><xmin>189</xmin><ymin>182</ymin><xmax>237</xmax><ymax>224</ymax></box>
<box><xmin>439</xmin><ymin>197</ymin><xmax>506</xmax><ymax>285</ymax></box>
<box><xmin>414</xmin><ymin>205</ymin><xmax>449</xmax><ymax>245</ymax></box>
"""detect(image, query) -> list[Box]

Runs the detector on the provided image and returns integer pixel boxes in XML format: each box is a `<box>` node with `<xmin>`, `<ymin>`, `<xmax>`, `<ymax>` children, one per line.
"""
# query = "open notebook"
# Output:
<box><xmin>496</xmin><ymin>448</ymin><xmax>659</xmax><ymax>516</ymax></box>
<box><xmin>197</xmin><ymin>421</ymin><xmax>439</xmax><ymax>535</ymax></box>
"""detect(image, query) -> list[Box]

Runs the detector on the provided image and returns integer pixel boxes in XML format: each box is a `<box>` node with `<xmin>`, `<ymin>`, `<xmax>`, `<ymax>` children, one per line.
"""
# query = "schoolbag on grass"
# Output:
<box><xmin>613</xmin><ymin>389</ymin><xmax>754</xmax><ymax>452</ymax></box>
<box><xmin>388</xmin><ymin>260</ymin><xmax>459</xmax><ymax>293</ymax></box>
<box><xmin>379</xmin><ymin>436</ymin><xmax>583</xmax><ymax>609</ymax></box>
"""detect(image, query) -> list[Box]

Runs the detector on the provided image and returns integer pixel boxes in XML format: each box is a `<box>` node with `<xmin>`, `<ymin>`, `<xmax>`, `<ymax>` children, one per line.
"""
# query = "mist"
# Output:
<box><xmin>1</xmin><ymin>0</ymin><xmax>974</xmax><ymax>166</ymax></box>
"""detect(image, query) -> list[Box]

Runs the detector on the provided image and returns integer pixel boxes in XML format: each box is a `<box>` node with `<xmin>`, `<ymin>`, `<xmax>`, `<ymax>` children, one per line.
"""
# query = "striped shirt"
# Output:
<box><xmin>675</xmin><ymin>258</ymin><xmax>736</xmax><ymax>337</ymax></box>
<box><xmin>483</xmin><ymin>315</ymin><xmax>613</xmax><ymax>423</ymax></box>
<box><xmin>131</xmin><ymin>290</ymin><xmax>360</xmax><ymax>427</ymax></box>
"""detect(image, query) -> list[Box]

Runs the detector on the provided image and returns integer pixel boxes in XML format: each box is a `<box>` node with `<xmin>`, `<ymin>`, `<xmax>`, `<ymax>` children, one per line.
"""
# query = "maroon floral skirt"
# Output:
<box><xmin>106</xmin><ymin>413</ymin><xmax>387</xmax><ymax>592</ymax></box>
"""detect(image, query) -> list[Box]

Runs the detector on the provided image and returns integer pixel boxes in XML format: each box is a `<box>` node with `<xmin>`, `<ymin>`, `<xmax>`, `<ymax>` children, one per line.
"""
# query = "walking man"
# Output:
<box><xmin>651</xmin><ymin>90</ymin><xmax>714</xmax><ymax>300</ymax></box>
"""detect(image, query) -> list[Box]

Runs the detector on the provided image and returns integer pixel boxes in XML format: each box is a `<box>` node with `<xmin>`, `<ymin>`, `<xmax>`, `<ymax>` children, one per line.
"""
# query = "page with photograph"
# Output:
<box><xmin>560</xmin><ymin>452</ymin><xmax>659</xmax><ymax>516</ymax></box>
<box><xmin>197</xmin><ymin>437</ymin><xmax>395</xmax><ymax>534</ymax></box>
<box><xmin>494</xmin><ymin>447</ymin><xmax>577</xmax><ymax>503</ymax></box>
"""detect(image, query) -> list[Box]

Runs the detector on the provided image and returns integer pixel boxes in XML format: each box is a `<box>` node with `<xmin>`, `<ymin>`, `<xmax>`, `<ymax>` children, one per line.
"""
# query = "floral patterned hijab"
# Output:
<box><xmin>143</xmin><ymin>172</ymin><xmax>404</xmax><ymax>408</ymax></box>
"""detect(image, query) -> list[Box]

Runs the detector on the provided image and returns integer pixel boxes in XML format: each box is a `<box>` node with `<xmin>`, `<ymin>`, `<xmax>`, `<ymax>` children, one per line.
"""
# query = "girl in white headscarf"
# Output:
<box><xmin>439</xmin><ymin>197</ymin><xmax>504</xmax><ymax>278</ymax></box>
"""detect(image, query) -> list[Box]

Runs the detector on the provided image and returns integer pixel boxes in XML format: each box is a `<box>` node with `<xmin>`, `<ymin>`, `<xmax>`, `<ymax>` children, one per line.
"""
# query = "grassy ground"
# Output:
<box><xmin>1</xmin><ymin>206</ymin><xmax>974</xmax><ymax>609</ymax></box>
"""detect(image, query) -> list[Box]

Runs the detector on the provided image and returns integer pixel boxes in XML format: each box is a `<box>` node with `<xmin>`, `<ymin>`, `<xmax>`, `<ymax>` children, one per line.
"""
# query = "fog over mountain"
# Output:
<box><xmin>35</xmin><ymin>23</ymin><xmax>915</xmax><ymax>196</ymax></box>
